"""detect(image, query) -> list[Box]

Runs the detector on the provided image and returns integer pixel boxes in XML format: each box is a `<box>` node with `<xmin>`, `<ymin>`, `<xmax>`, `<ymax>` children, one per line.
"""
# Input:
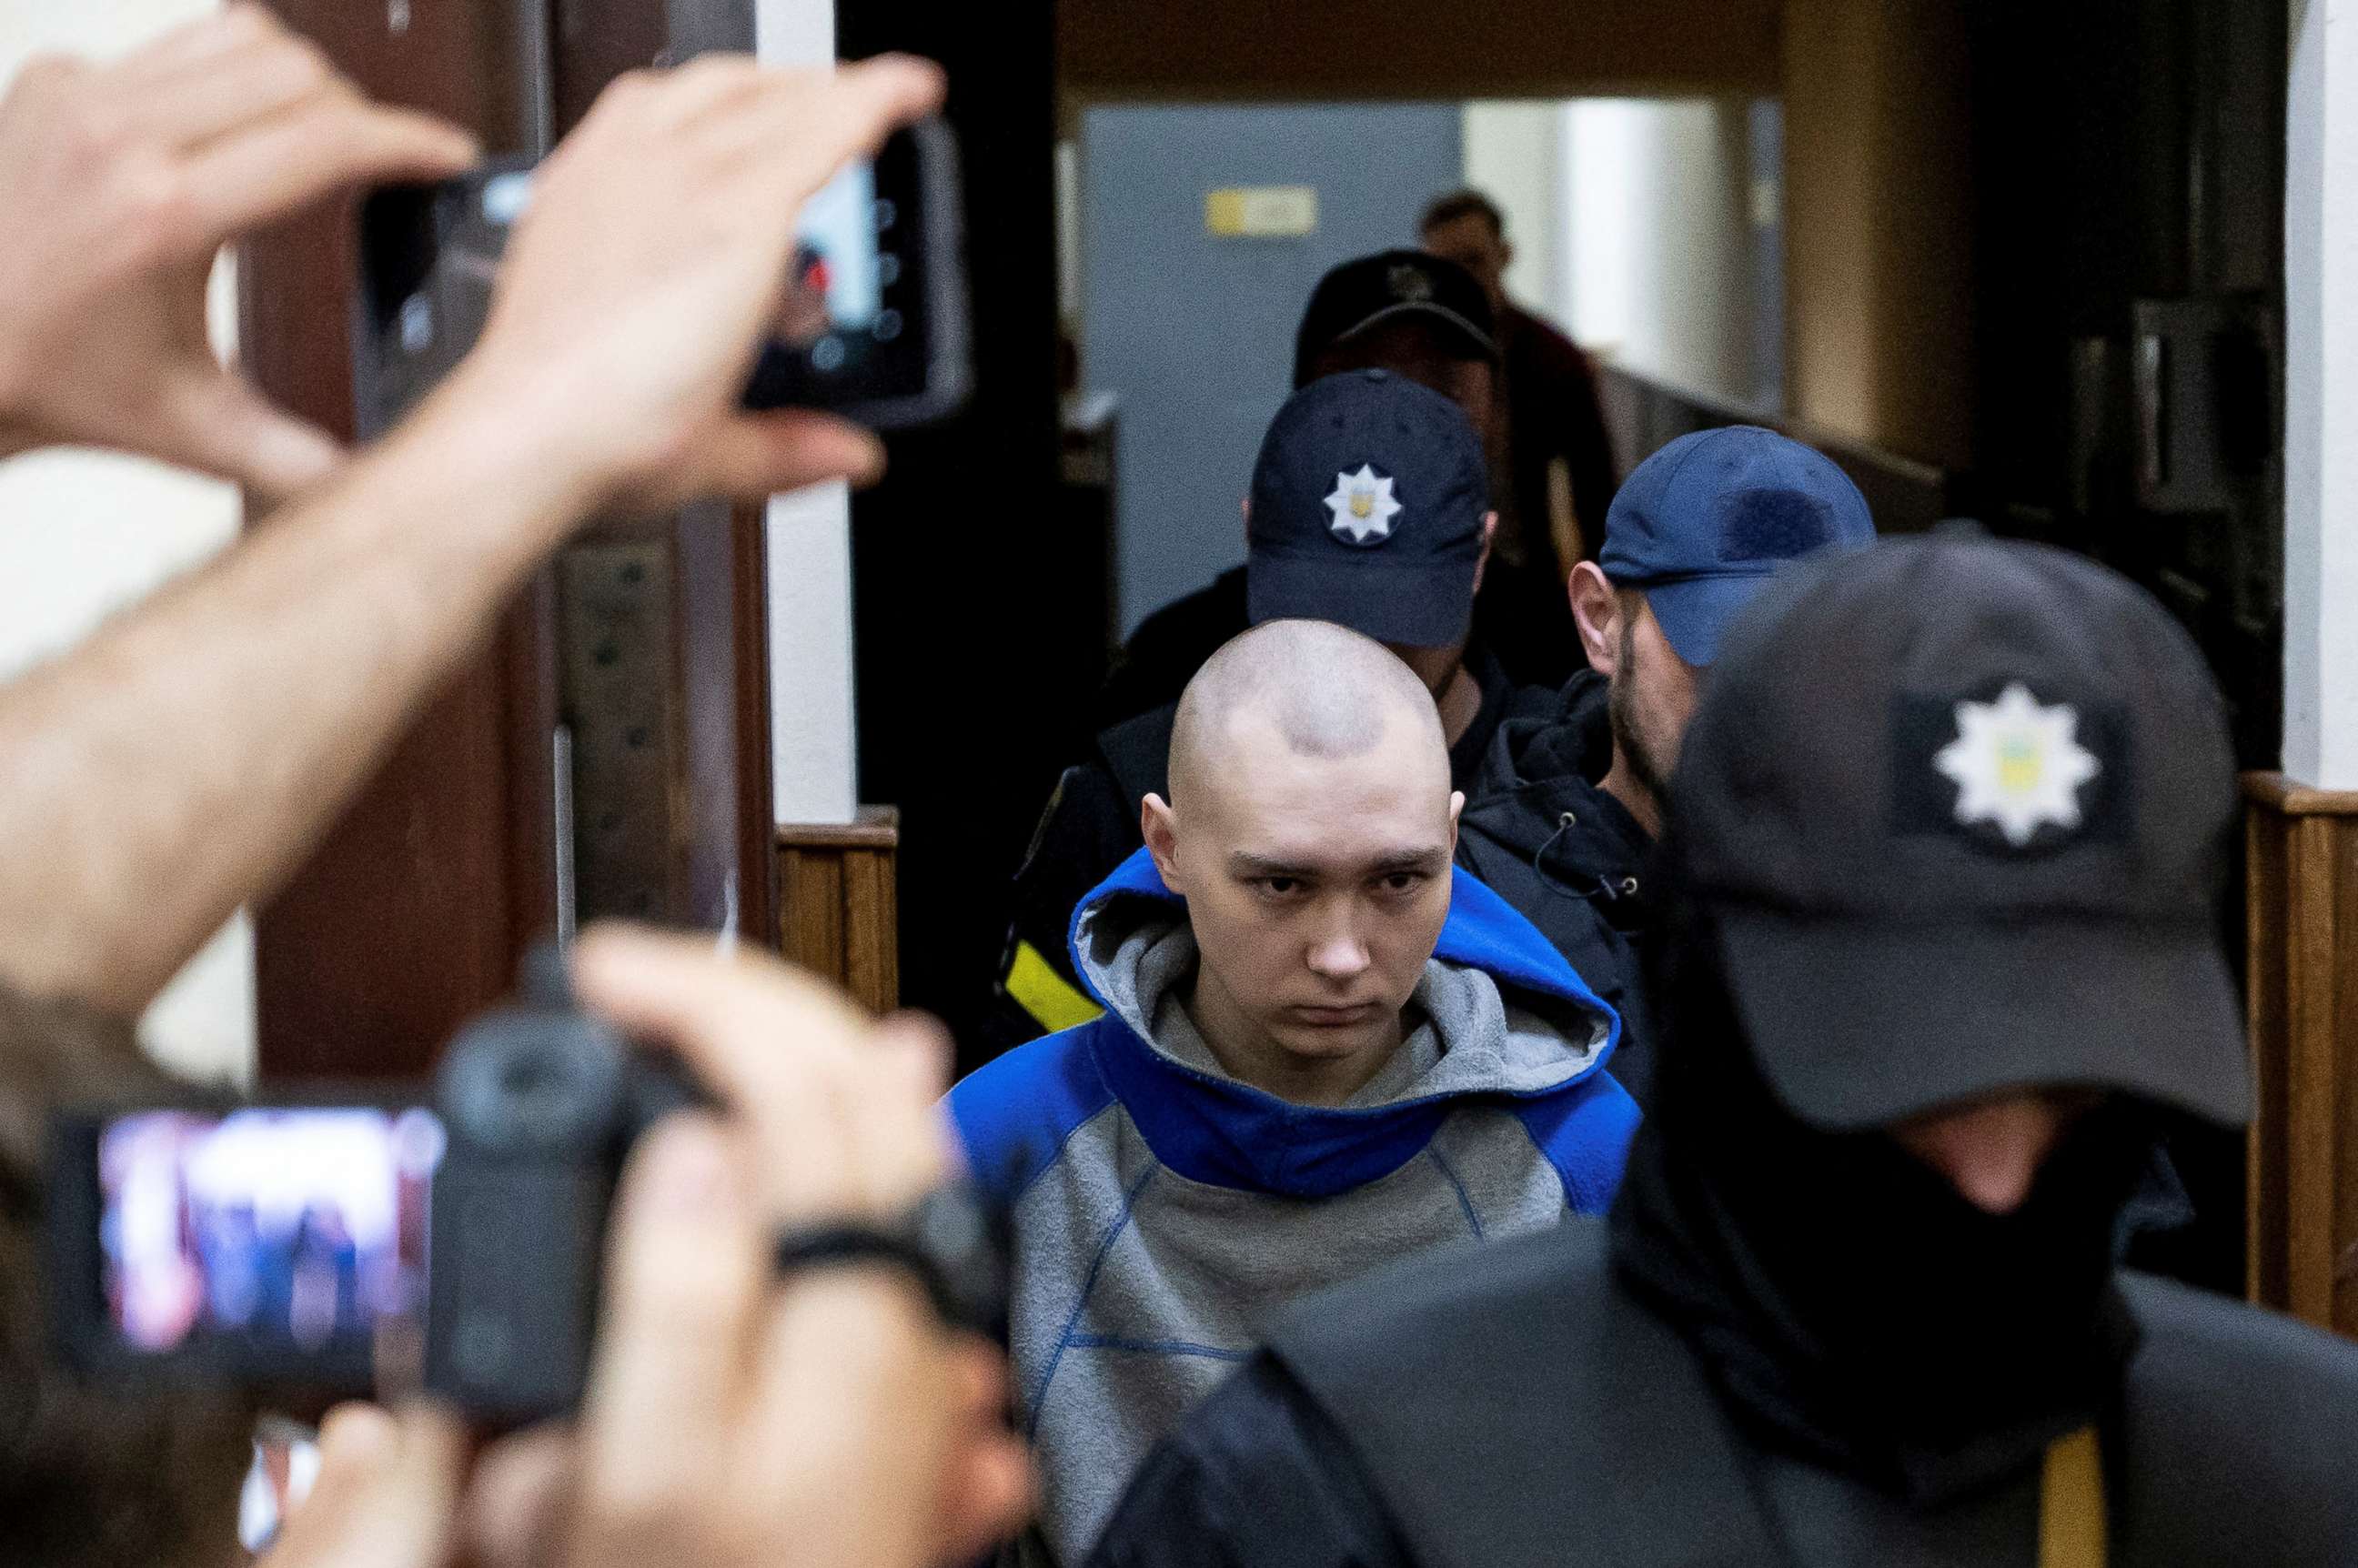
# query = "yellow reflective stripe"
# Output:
<box><xmin>1004</xmin><ymin>940</ymin><xmax>1103</xmax><ymax>1033</ymax></box>
<box><xmin>2039</xmin><ymin>1425</ymin><xmax>2105</xmax><ymax>1568</ymax></box>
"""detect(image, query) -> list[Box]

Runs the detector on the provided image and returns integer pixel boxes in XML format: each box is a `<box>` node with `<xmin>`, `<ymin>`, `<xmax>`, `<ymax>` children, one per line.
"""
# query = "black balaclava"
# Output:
<box><xmin>1609</xmin><ymin>833</ymin><xmax>2159</xmax><ymax>1508</ymax></box>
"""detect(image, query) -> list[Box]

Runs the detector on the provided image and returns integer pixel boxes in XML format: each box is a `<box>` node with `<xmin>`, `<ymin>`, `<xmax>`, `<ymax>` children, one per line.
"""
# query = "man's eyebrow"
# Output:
<box><xmin>1228</xmin><ymin>851</ymin><xmax>1317</xmax><ymax>879</ymax></box>
<box><xmin>1226</xmin><ymin>848</ymin><xmax>1452</xmax><ymax>879</ymax></box>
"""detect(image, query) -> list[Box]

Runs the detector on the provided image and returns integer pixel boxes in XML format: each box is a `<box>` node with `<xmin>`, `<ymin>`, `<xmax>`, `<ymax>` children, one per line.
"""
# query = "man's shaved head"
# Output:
<box><xmin>1168</xmin><ymin>620</ymin><xmax>1448</xmax><ymax>809</ymax></box>
<box><xmin>1143</xmin><ymin>620</ymin><xmax>1463</xmax><ymax>1106</ymax></box>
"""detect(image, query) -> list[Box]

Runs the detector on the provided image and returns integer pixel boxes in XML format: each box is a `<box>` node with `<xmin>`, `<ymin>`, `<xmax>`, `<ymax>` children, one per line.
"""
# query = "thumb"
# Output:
<box><xmin>159</xmin><ymin>365</ymin><xmax>345</xmax><ymax>503</ymax></box>
<box><xmin>259</xmin><ymin>1402</ymin><xmax>466</xmax><ymax>1568</ymax></box>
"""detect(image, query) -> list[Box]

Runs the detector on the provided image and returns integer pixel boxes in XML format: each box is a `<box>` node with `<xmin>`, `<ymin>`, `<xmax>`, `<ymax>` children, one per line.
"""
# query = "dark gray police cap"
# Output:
<box><xmin>1246</xmin><ymin>369</ymin><xmax>1489</xmax><ymax>648</ymax></box>
<box><xmin>1673</xmin><ymin>531</ymin><xmax>2251</xmax><ymax>1131</ymax></box>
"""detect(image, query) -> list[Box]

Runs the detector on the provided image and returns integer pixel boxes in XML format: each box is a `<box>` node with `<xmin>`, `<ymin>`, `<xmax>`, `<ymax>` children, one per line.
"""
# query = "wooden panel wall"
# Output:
<box><xmin>2243</xmin><ymin>772</ymin><xmax>2358</xmax><ymax>1333</ymax></box>
<box><xmin>778</xmin><ymin>809</ymin><xmax>901</xmax><ymax>1016</ymax></box>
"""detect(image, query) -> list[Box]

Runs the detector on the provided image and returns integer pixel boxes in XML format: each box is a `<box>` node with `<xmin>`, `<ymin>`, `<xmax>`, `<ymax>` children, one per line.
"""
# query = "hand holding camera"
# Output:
<box><xmin>246</xmin><ymin>928</ymin><xmax>1031</xmax><ymax>1568</ymax></box>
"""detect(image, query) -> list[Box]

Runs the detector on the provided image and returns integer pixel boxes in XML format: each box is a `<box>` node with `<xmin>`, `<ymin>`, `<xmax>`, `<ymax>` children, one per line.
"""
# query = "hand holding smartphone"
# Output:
<box><xmin>353</xmin><ymin>118</ymin><xmax>969</xmax><ymax>440</ymax></box>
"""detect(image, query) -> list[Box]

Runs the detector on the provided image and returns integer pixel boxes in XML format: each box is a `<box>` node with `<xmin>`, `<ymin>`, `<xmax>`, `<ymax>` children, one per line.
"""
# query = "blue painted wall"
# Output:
<box><xmin>1080</xmin><ymin>104</ymin><xmax>1464</xmax><ymax>635</ymax></box>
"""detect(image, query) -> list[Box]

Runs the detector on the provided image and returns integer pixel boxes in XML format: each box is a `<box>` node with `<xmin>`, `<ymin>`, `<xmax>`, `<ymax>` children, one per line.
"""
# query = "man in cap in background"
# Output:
<box><xmin>1421</xmin><ymin>188</ymin><xmax>1619</xmax><ymax>689</ymax></box>
<box><xmin>1093</xmin><ymin>250</ymin><xmax>1517</xmax><ymax>728</ymax></box>
<box><xmin>1454</xmin><ymin>426</ymin><xmax>1875</xmax><ymax>1102</ymax></box>
<box><xmin>952</xmin><ymin>618</ymin><xmax>1635</xmax><ymax>1566</ymax></box>
<box><xmin>982</xmin><ymin>369</ymin><xmax>1547</xmax><ymax>1051</ymax></box>
<box><xmin>1090</xmin><ymin>532</ymin><xmax>2358</xmax><ymax>1566</ymax></box>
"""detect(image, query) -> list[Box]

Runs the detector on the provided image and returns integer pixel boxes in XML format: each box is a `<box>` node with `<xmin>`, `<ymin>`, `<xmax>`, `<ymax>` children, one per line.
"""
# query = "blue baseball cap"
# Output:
<box><xmin>1246</xmin><ymin>370</ymin><xmax>1489</xmax><ymax>648</ymax></box>
<box><xmin>1599</xmin><ymin>425</ymin><xmax>1876</xmax><ymax>667</ymax></box>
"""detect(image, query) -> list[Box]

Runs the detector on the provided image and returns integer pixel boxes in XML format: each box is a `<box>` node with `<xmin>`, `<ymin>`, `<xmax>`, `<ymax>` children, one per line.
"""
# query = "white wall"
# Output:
<box><xmin>754</xmin><ymin>0</ymin><xmax>859</xmax><ymax>826</ymax></box>
<box><xmin>0</xmin><ymin>0</ymin><xmax>253</xmax><ymax>1085</ymax></box>
<box><xmin>2282</xmin><ymin>0</ymin><xmax>2358</xmax><ymax>788</ymax></box>
<box><xmin>1459</xmin><ymin>102</ymin><xmax>1561</xmax><ymax>313</ymax></box>
<box><xmin>1557</xmin><ymin>97</ymin><xmax>1753</xmax><ymax>403</ymax></box>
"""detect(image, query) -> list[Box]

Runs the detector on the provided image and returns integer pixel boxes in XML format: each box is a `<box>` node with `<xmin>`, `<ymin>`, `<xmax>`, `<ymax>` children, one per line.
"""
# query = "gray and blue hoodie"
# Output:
<box><xmin>948</xmin><ymin>847</ymin><xmax>1639</xmax><ymax>1563</ymax></box>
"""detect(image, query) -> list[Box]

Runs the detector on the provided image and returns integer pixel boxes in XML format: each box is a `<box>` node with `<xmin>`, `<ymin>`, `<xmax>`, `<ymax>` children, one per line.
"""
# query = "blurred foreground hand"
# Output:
<box><xmin>0</xmin><ymin>5</ymin><xmax>478</xmax><ymax>499</ymax></box>
<box><xmin>257</xmin><ymin>930</ymin><xmax>1030</xmax><ymax>1568</ymax></box>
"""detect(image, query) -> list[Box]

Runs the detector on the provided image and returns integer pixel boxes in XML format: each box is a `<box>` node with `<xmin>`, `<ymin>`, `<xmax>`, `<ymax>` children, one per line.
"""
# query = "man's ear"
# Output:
<box><xmin>1498</xmin><ymin>238</ymin><xmax>1517</xmax><ymax>276</ymax></box>
<box><xmin>1239</xmin><ymin>494</ymin><xmax>1251</xmax><ymax>545</ymax></box>
<box><xmin>1567</xmin><ymin>561</ymin><xmax>1622</xmax><ymax>678</ymax></box>
<box><xmin>1141</xmin><ymin>793</ymin><xmax>1185</xmax><ymax>892</ymax></box>
<box><xmin>1471</xmin><ymin>511</ymin><xmax>1497</xmax><ymax>597</ymax></box>
<box><xmin>1446</xmin><ymin>789</ymin><xmax>1465</xmax><ymax>853</ymax></box>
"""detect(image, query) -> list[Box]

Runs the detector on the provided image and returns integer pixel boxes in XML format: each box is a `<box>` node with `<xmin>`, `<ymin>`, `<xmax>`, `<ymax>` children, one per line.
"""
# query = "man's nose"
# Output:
<box><xmin>1897</xmin><ymin>1095</ymin><xmax>2072</xmax><ymax>1215</ymax></box>
<box><xmin>1305</xmin><ymin>919</ymin><xmax>1372</xmax><ymax>984</ymax></box>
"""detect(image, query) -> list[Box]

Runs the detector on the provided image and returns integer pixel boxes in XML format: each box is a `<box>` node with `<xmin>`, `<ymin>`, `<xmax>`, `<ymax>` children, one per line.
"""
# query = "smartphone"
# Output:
<box><xmin>352</xmin><ymin>118</ymin><xmax>969</xmax><ymax>439</ymax></box>
<box><xmin>47</xmin><ymin>1100</ymin><xmax>445</xmax><ymax>1391</ymax></box>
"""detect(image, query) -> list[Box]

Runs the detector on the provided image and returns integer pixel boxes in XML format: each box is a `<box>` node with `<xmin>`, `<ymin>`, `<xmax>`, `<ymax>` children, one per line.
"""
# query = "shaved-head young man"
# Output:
<box><xmin>950</xmin><ymin>620</ymin><xmax>1638</xmax><ymax>1565</ymax></box>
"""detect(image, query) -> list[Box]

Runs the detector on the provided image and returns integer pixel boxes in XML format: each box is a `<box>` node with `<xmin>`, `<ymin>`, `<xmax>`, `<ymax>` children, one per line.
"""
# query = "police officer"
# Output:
<box><xmin>1094</xmin><ymin>250</ymin><xmax>1509</xmax><ymax>729</ymax></box>
<box><xmin>1087</xmin><ymin>533</ymin><xmax>2358</xmax><ymax>1566</ymax></box>
<box><xmin>984</xmin><ymin>370</ymin><xmax>1547</xmax><ymax>1051</ymax></box>
<box><xmin>1454</xmin><ymin>426</ymin><xmax>1874</xmax><ymax>1103</ymax></box>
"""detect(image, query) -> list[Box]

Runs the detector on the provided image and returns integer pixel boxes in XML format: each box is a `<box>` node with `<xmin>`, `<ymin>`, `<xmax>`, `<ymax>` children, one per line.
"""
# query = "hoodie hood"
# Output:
<box><xmin>1062</xmin><ymin>847</ymin><xmax>1621</xmax><ymax>1198</ymax></box>
<box><xmin>1461</xmin><ymin>669</ymin><xmax>1649</xmax><ymax>876</ymax></box>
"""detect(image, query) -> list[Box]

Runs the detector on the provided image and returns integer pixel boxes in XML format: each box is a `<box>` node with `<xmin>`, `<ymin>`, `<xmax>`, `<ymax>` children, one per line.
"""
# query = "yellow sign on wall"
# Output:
<box><xmin>1205</xmin><ymin>186</ymin><xmax>1320</xmax><ymax>238</ymax></box>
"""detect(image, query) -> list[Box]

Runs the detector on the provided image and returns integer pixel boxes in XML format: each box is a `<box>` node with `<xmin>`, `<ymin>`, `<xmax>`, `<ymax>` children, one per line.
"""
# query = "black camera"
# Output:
<box><xmin>47</xmin><ymin>953</ymin><xmax>1004</xmax><ymax>1422</ymax></box>
<box><xmin>352</xmin><ymin>118</ymin><xmax>970</xmax><ymax>439</ymax></box>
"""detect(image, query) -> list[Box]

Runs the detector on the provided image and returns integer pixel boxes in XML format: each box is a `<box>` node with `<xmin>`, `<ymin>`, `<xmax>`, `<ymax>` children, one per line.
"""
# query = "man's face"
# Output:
<box><xmin>1420</xmin><ymin>213</ymin><xmax>1510</xmax><ymax>309</ymax></box>
<box><xmin>1607</xmin><ymin>593</ymin><xmax>1704</xmax><ymax>803</ymax></box>
<box><xmin>1308</xmin><ymin>323</ymin><xmax>1497</xmax><ymax>442</ymax></box>
<box><xmin>1165</xmin><ymin>708</ymin><xmax>1460</xmax><ymax>1071</ymax></box>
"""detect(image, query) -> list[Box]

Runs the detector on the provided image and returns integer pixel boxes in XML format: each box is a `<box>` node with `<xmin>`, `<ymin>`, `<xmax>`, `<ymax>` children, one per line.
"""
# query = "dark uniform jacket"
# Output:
<box><xmin>1475</xmin><ymin>307</ymin><xmax>1618</xmax><ymax>689</ymax></box>
<box><xmin>1089</xmin><ymin>1221</ymin><xmax>2358</xmax><ymax>1568</ymax></box>
<box><xmin>1092</xmin><ymin>567</ymin><xmax>1249</xmax><ymax>732</ymax></box>
<box><xmin>975</xmin><ymin>647</ymin><xmax>1551</xmax><ymax>1057</ymax></box>
<box><xmin>1453</xmin><ymin>670</ymin><xmax>1656</xmax><ymax>1101</ymax></box>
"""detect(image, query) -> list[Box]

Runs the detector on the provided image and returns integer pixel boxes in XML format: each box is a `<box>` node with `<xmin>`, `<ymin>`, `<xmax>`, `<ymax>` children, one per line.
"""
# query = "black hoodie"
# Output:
<box><xmin>1453</xmin><ymin>670</ymin><xmax>1657</xmax><ymax>1101</ymax></box>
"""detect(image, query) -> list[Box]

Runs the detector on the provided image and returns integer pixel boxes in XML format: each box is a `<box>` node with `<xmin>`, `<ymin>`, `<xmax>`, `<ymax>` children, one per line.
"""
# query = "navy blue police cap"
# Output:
<box><xmin>1675</xmin><ymin>532</ymin><xmax>2251</xmax><ymax>1131</ymax></box>
<box><xmin>1600</xmin><ymin>425</ymin><xmax>1876</xmax><ymax>667</ymax></box>
<box><xmin>1247</xmin><ymin>370</ymin><xmax>1489</xmax><ymax>649</ymax></box>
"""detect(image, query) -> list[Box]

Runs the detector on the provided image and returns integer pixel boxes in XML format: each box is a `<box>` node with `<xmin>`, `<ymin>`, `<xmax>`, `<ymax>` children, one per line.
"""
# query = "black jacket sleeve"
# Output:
<box><xmin>969</xmin><ymin>759</ymin><xmax>1139</xmax><ymax>1060</ymax></box>
<box><xmin>1084</xmin><ymin>1352</ymin><xmax>1416</xmax><ymax>1568</ymax></box>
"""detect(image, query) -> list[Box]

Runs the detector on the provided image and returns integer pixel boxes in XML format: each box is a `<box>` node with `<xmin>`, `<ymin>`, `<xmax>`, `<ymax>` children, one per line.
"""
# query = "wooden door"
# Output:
<box><xmin>247</xmin><ymin>0</ymin><xmax>773</xmax><ymax>1081</ymax></box>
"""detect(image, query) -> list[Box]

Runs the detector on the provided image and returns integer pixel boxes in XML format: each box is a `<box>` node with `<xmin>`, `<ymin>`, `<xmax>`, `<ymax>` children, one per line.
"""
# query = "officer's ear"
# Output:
<box><xmin>1239</xmin><ymin>495</ymin><xmax>1250</xmax><ymax>546</ymax></box>
<box><xmin>1568</xmin><ymin>561</ymin><xmax>1622</xmax><ymax>678</ymax></box>
<box><xmin>1141</xmin><ymin>793</ymin><xmax>1186</xmax><ymax>893</ymax></box>
<box><xmin>1471</xmin><ymin>512</ymin><xmax>1497</xmax><ymax>598</ymax></box>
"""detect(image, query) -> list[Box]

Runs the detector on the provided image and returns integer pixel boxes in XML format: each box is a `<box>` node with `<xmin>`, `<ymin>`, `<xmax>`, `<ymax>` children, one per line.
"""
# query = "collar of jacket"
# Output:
<box><xmin>1063</xmin><ymin>848</ymin><xmax>1622</xmax><ymax>1199</ymax></box>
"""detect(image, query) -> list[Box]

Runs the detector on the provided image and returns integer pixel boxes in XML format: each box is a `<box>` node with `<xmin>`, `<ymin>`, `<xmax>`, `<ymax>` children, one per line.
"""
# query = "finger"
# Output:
<box><xmin>177</xmin><ymin>94</ymin><xmax>479</xmax><ymax>245</ymax></box>
<box><xmin>877</xmin><ymin>1009</ymin><xmax>955</xmax><ymax>1103</ymax></box>
<box><xmin>932</xmin><ymin>1431</ymin><xmax>1036</xmax><ymax>1566</ymax></box>
<box><xmin>836</xmin><ymin>1010</ymin><xmax>958</xmax><ymax>1211</ymax></box>
<box><xmin>671</xmin><ymin>409</ymin><xmax>883</xmax><ymax>504</ymax></box>
<box><xmin>702</xmin><ymin>55</ymin><xmax>945</xmax><ymax>202</ymax></box>
<box><xmin>570</xmin><ymin>925</ymin><xmax>882</xmax><ymax>1219</ymax></box>
<box><xmin>463</xmin><ymin>1426</ymin><xmax>576</xmax><ymax>1568</ymax></box>
<box><xmin>261</xmin><ymin>1402</ymin><xmax>465</xmax><ymax>1568</ymax></box>
<box><xmin>152</xmin><ymin>367</ymin><xmax>344</xmax><ymax>501</ymax></box>
<box><xmin>128</xmin><ymin>23</ymin><xmax>339</xmax><ymax>151</ymax></box>
<box><xmin>576</xmin><ymin>1114</ymin><xmax>762</xmax><ymax>1518</ymax></box>
<box><xmin>111</xmin><ymin>3</ymin><xmax>287</xmax><ymax>86</ymax></box>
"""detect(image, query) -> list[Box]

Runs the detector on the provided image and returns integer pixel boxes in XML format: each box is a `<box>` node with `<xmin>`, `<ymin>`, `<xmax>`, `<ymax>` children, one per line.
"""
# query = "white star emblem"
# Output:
<box><xmin>1932</xmin><ymin>683</ymin><xmax>2101</xmax><ymax>847</ymax></box>
<box><xmin>1324</xmin><ymin>465</ymin><xmax>1403</xmax><ymax>546</ymax></box>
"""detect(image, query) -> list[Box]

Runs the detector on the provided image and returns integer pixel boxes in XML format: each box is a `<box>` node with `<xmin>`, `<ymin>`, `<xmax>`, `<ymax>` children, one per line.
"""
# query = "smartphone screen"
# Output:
<box><xmin>353</xmin><ymin>117</ymin><xmax>966</xmax><ymax>437</ymax></box>
<box><xmin>94</xmin><ymin>1108</ymin><xmax>445</xmax><ymax>1361</ymax></box>
<box><xmin>741</xmin><ymin>118</ymin><xmax>968</xmax><ymax>423</ymax></box>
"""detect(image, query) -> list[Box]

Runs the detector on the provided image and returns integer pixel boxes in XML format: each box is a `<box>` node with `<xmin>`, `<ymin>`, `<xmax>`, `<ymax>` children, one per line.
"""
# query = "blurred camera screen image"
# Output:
<box><xmin>97</xmin><ymin>1108</ymin><xmax>445</xmax><ymax>1356</ymax></box>
<box><xmin>781</xmin><ymin>157</ymin><xmax>883</xmax><ymax>347</ymax></box>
